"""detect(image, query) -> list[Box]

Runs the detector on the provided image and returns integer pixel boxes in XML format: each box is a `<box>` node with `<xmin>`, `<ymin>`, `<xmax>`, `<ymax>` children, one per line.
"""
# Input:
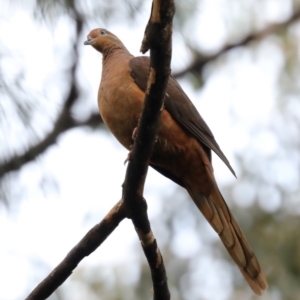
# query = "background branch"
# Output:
<box><xmin>0</xmin><ymin>13</ymin><xmax>103</xmax><ymax>181</ymax></box>
<box><xmin>173</xmin><ymin>6</ymin><xmax>300</xmax><ymax>78</ymax></box>
<box><xmin>0</xmin><ymin>111</ymin><xmax>102</xmax><ymax>179</ymax></box>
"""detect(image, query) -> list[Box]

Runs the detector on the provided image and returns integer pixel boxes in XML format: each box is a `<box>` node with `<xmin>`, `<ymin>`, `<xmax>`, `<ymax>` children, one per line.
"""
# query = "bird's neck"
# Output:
<box><xmin>102</xmin><ymin>45</ymin><xmax>131</xmax><ymax>64</ymax></box>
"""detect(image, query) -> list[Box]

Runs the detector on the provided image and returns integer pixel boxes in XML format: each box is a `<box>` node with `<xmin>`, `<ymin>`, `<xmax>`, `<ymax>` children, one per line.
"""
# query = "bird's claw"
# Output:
<box><xmin>124</xmin><ymin>127</ymin><xmax>138</xmax><ymax>165</ymax></box>
<box><xmin>124</xmin><ymin>145</ymin><xmax>133</xmax><ymax>165</ymax></box>
<box><xmin>132</xmin><ymin>127</ymin><xmax>138</xmax><ymax>141</ymax></box>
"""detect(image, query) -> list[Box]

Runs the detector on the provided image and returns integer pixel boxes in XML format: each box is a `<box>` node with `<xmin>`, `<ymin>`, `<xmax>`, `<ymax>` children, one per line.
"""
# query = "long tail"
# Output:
<box><xmin>188</xmin><ymin>183</ymin><xmax>268</xmax><ymax>295</ymax></box>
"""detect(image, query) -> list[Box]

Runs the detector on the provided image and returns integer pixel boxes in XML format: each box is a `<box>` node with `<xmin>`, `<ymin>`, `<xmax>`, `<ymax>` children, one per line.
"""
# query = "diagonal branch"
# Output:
<box><xmin>173</xmin><ymin>6</ymin><xmax>300</xmax><ymax>78</ymax></box>
<box><xmin>25</xmin><ymin>200</ymin><xmax>126</xmax><ymax>300</ymax></box>
<box><xmin>0</xmin><ymin>111</ymin><xmax>102</xmax><ymax>179</ymax></box>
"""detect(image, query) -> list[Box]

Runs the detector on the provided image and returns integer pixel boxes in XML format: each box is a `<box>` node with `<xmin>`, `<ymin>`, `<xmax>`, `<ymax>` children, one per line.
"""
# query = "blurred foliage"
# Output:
<box><xmin>1</xmin><ymin>0</ymin><xmax>300</xmax><ymax>299</ymax></box>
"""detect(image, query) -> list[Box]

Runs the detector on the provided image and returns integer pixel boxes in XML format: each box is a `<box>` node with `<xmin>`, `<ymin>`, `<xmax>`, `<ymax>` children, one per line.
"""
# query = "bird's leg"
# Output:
<box><xmin>124</xmin><ymin>144</ymin><xmax>133</xmax><ymax>165</ymax></box>
<box><xmin>124</xmin><ymin>126</ymin><xmax>138</xmax><ymax>165</ymax></box>
<box><xmin>124</xmin><ymin>116</ymin><xmax>160</xmax><ymax>165</ymax></box>
<box><xmin>131</xmin><ymin>127</ymin><xmax>138</xmax><ymax>141</ymax></box>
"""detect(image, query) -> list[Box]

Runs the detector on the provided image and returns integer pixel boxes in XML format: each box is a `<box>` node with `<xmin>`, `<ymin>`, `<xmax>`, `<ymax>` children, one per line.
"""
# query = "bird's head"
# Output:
<box><xmin>84</xmin><ymin>28</ymin><xmax>124</xmax><ymax>53</ymax></box>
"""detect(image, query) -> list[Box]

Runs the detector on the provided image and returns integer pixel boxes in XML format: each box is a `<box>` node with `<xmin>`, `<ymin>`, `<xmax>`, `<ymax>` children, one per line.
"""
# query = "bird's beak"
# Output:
<box><xmin>84</xmin><ymin>38</ymin><xmax>94</xmax><ymax>45</ymax></box>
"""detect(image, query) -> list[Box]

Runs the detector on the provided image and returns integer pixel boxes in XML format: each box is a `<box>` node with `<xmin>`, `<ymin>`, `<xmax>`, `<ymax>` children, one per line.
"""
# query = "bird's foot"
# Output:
<box><xmin>132</xmin><ymin>127</ymin><xmax>138</xmax><ymax>141</ymax></box>
<box><xmin>124</xmin><ymin>127</ymin><xmax>138</xmax><ymax>165</ymax></box>
<box><xmin>124</xmin><ymin>145</ymin><xmax>133</xmax><ymax>165</ymax></box>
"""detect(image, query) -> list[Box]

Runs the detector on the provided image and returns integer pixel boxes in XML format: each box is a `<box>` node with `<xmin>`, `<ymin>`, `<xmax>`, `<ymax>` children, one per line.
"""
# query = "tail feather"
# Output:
<box><xmin>190</xmin><ymin>187</ymin><xmax>268</xmax><ymax>295</ymax></box>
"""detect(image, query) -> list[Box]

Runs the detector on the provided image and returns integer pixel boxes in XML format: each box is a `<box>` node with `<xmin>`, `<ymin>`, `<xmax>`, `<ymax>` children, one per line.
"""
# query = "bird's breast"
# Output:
<box><xmin>98</xmin><ymin>65</ymin><xmax>145</xmax><ymax>149</ymax></box>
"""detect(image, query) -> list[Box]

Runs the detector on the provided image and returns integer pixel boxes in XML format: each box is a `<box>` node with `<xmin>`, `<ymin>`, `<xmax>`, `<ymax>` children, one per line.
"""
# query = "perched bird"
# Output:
<box><xmin>84</xmin><ymin>28</ymin><xmax>268</xmax><ymax>295</ymax></box>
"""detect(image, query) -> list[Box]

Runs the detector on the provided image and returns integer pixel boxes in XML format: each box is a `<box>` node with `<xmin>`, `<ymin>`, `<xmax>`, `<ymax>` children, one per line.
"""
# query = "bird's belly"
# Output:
<box><xmin>98</xmin><ymin>83</ymin><xmax>144</xmax><ymax>149</ymax></box>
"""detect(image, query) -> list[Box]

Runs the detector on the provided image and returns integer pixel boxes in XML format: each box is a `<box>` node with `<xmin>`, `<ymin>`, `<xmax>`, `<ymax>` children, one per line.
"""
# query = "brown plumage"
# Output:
<box><xmin>84</xmin><ymin>28</ymin><xmax>268</xmax><ymax>295</ymax></box>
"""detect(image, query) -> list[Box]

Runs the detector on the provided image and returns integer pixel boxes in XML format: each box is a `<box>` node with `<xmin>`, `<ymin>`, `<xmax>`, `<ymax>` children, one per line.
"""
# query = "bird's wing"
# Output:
<box><xmin>129</xmin><ymin>56</ymin><xmax>236</xmax><ymax>177</ymax></box>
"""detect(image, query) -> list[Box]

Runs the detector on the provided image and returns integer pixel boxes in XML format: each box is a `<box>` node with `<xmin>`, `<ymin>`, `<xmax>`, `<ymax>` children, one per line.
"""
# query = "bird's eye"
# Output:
<box><xmin>100</xmin><ymin>30</ymin><xmax>107</xmax><ymax>35</ymax></box>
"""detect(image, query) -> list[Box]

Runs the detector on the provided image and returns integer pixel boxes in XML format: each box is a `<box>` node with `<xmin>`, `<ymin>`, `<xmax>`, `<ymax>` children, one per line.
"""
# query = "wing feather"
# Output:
<box><xmin>129</xmin><ymin>56</ymin><xmax>236</xmax><ymax>177</ymax></box>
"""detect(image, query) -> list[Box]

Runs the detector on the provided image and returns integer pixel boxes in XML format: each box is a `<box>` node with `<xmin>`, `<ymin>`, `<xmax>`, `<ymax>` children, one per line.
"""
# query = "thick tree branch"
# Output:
<box><xmin>122</xmin><ymin>1</ymin><xmax>174</xmax><ymax>299</ymax></box>
<box><xmin>25</xmin><ymin>200</ymin><xmax>126</xmax><ymax>300</ymax></box>
<box><xmin>173</xmin><ymin>6</ymin><xmax>300</xmax><ymax>78</ymax></box>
